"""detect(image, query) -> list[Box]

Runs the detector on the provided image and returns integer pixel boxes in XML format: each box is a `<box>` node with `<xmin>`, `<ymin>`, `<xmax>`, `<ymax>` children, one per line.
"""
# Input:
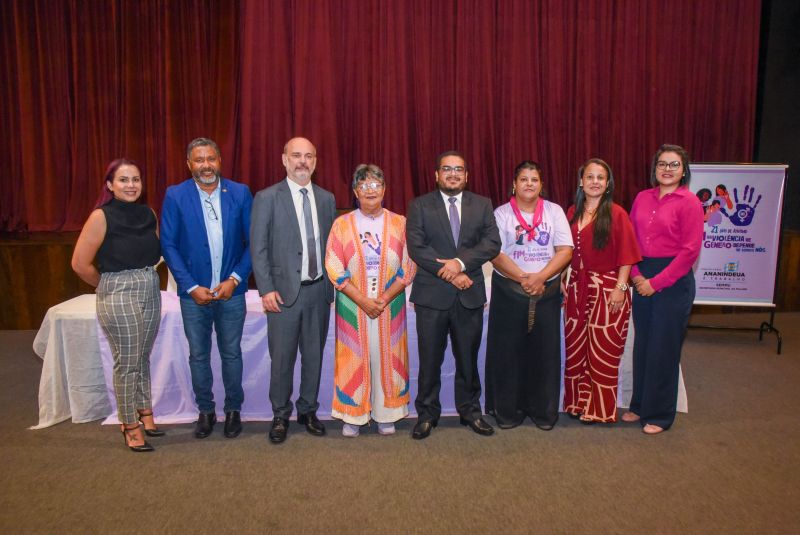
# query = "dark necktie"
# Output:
<box><xmin>300</xmin><ymin>188</ymin><xmax>318</xmax><ymax>280</ymax></box>
<box><xmin>448</xmin><ymin>196</ymin><xmax>460</xmax><ymax>244</ymax></box>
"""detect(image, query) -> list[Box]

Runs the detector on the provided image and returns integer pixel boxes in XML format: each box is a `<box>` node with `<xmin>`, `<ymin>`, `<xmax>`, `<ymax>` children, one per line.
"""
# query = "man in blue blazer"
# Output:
<box><xmin>161</xmin><ymin>137</ymin><xmax>253</xmax><ymax>440</ymax></box>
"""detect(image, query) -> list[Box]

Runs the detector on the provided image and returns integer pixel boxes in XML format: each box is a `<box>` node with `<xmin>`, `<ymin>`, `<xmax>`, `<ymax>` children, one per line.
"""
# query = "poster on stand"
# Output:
<box><xmin>690</xmin><ymin>164</ymin><xmax>786</xmax><ymax>307</ymax></box>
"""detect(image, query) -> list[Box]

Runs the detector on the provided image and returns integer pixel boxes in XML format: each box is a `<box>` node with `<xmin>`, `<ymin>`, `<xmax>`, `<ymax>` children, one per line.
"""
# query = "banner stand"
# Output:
<box><xmin>688</xmin><ymin>308</ymin><xmax>782</xmax><ymax>354</ymax></box>
<box><xmin>687</xmin><ymin>164</ymin><xmax>787</xmax><ymax>355</ymax></box>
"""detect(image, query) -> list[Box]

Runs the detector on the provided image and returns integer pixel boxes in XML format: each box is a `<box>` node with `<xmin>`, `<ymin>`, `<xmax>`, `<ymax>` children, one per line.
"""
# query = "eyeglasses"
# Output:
<box><xmin>356</xmin><ymin>181</ymin><xmax>384</xmax><ymax>192</ymax></box>
<box><xmin>582</xmin><ymin>173</ymin><xmax>606</xmax><ymax>182</ymax></box>
<box><xmin>439</xmin><ymin>166</ymin><xmax>466</xmax><ymax>176</ymax></box>
<box><xmin>656</xmin><ymin>161</ymin><xmax>682</xmax><ymax>171</ymax></box>
<box><xmin>204</xmin><ymin>199</ymin><xmax>218</xmax><ymax>221</ymax></box>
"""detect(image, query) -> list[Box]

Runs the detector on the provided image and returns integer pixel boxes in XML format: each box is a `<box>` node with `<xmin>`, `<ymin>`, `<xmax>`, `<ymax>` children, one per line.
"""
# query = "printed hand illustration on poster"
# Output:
<box><xmin>720</xmin><ymin>185</ymin><xmax>761</xmax><ymax>227</ymax></box>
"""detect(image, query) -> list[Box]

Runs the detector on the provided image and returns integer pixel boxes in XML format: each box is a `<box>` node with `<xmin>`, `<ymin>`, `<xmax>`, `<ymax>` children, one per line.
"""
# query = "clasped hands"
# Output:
<box><xmin>632</xmin><ymin>276</ymin><xmax>655</xmax><ymax>297</ymax></box>
<box><xmin>190</xmin><ymin>279</ymin><xmax>237</xmax><ymax>305</ymax></box>
<box><xmin>437</xmin><ymin>258</ymin><xmax>473</xmax><ymax>291</ymax></box>
<box><xmin>519</xmin><ymin>272</ymin><xmax>546</xmax><ymax>296</ymax></box>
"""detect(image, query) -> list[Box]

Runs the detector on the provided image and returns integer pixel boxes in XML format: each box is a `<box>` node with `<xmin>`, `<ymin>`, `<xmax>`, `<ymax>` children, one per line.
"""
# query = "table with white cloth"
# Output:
<box><xmin>32</xmin><ymin>286</ymin><xmax>686</xmax><ymax>428</ymax></box>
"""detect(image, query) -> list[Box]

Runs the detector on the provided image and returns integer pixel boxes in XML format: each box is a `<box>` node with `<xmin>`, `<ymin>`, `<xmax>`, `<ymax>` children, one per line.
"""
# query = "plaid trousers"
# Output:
<box><xmin>96</xmin><ymin>266</ymin><xmax>161</xmax><ymax>424</ymax></box>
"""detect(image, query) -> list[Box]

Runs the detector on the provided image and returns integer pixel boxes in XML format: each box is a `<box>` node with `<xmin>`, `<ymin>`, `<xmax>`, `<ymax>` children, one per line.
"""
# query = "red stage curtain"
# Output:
<box><xmin>1</xmin><ymin>0</ymin><xmax>760</xmax><ymax>231</ymax></box>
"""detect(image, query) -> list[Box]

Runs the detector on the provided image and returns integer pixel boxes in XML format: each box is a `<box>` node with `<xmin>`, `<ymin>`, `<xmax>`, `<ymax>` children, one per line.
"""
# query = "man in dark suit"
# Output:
<box><xmin>161</xmin><ymin>137</ymin><xmax>252</xmax><ymax>440</ymax></box>
<box><xmin>406</xmin><ymin>150</ymin><xmax>501</xmax><ymax>439</ymax></box>
<box><xmin>250</xmin><ymin>137</ymin><xmax>336</xmax><ymax>443</ymax></box>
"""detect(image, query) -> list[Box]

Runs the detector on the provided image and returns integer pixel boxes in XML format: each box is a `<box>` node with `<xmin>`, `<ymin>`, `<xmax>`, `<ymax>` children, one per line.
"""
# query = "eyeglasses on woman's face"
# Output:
<box><xmin>655</xmin><ymin>160</ymin><xmax>682</xmax><ymax>171</ymax></box>
<box><xmin>356</xmin><ymin>181</ymin><xmax>384</xmax><ymax>192</ymax></box>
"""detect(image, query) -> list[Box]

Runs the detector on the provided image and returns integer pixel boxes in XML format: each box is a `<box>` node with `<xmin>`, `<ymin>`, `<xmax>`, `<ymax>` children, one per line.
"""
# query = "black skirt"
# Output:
<box><xmin>485</xmin><ymin>274</ymin><xmax>562</xmax><ymax>428</ymax></box>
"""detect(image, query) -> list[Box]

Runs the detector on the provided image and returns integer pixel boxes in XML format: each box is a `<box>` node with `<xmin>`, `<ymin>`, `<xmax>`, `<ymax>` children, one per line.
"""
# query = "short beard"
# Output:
<box><xmin>193</xmin><ymin>170</ymin><xmax>220</xmax><ymax>186</ymax></box>
<box><xmin>438</xmin><ymin>183</ymin><xmax>465</xmax><ymax>196</ymax></box>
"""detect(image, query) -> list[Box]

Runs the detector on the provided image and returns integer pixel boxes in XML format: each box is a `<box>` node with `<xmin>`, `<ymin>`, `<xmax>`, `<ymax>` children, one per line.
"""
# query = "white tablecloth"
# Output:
<box><xmin>32</xmin><ymin>287</ymin><xmax>686</xmax><ymax>428</ymax></box>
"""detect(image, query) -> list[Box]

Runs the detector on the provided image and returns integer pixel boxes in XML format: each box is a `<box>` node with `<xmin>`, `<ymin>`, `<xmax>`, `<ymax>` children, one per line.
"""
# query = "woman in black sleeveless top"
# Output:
<box><xmin>72</xmin><ymin>159</ymin><xmax>162</xmax><ymax>452</ymax></box>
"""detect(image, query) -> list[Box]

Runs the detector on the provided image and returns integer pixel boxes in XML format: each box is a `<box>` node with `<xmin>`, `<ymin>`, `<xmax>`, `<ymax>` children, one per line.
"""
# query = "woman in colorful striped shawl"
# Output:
<box><xmin>324</xmin><ymin>164</ymin><xmax>417</xmax><ymax>437</ymax></box>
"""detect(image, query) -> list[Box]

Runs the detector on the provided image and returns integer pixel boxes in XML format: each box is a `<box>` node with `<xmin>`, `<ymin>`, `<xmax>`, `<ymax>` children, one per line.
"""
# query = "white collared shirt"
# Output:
<box><xmin>286</xmin><ymin>177</ymin><xmax>323</xmax><ymax>281</ymax></box>
<box><xmin>440</xmin><ymin>190</ymin><xmax>463</xmax><ymax>223</ymax></box>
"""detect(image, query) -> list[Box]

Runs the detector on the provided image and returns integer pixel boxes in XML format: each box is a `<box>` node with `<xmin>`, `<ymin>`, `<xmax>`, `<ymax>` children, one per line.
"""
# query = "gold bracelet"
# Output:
<box><xmin>615</xmin><ymin>282</ymin><xmax>629</xmax><ymax>292</ymax></box>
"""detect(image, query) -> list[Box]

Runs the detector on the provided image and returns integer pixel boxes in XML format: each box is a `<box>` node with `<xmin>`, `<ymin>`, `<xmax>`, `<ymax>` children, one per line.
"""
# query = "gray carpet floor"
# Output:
<box><xmin>2</xmin><ymin>312</ymin><xmax>799</xmax><ymax>534</ymax></box>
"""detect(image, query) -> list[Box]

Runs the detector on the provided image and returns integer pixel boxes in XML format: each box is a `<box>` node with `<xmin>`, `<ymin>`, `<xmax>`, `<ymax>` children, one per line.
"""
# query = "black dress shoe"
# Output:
<box><xmin>460</xmin><ymin>416</ymin><xmax>495</xmax><ymax>436</ymax></box>
<box><xmin>194</xmin><ymin>412</ymin><xmax>216</xmax><ymax>439</ymax></box>
<box><xmin>224</xmin><ymin>411</ymin><xmax>242</xmax><ymax>438</ymax></box>
<box><xmin>268</xmin><ymin>417</ymin><xmax>289</xmax><ymax>444</ymax></box>
<box><xmin>411</xmin><ymin>420</ymin><xmax>436</xmax><ymax>440</ymax></box>
<box><xmin>297</xmin><ymin>412</ymin><xmax>326</xmax><ymax>436</ymax></box>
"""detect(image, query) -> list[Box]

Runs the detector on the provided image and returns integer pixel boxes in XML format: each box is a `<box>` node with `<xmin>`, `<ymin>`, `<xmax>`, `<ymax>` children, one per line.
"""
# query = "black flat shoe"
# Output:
<box><xmin>195</xmin><ymin>412</ymin><xmax>217</xmax><ymax>439</ymax></box>
<box><xmin>269</xmin><ymin>417</ymin><xmax>289</xmax><ymax>444</ymax></box>
<box><xmin>121</xmin><ymin>424</ymin><xmax>154</xmax><ymax>452</ymax></box>
<box><xmin>297</xmin><ymin>412</ymin><xmax>326</xmax><ymax>436</ymax></box>
<box><xmin>411</xmin><ymin>420</ymin><xmax>436</xmax><ymax>440</ymax></box>
<box><xmin>460</xmin><ymin>416</ymin><xmax>494</xmax><ymax>436</ymax></box>
<box><xmin>224</xmin><ymin>411</ymin><xmax>242</xmax><ymax>438</ymax></box>
<box><xmin>566</xmin><ymin>412</ymin><xmax>580</xmax><ymax>420</ymax></box>
<box><xmin>579</xmin><ymin>417</ymin><xmax>596</xmax><ymax>425</ymax></box>
<box><xmin>496</xmin><ymin>420</ymin><xmax>523</xmax><ymax>430</ymax></box>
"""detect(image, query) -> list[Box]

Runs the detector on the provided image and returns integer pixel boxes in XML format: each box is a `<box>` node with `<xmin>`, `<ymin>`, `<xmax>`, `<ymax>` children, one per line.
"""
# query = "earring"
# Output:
<box><xmin>512</xmin><ymin>186</ymin><xmax>516</xmax><ymax>195</ymax></box>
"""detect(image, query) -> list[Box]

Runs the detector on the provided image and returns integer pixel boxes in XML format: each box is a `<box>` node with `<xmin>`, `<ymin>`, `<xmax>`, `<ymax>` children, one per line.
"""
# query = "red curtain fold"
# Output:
<box><xmin>1</xmin><ymin>0</ymin><xmax>760</xmax><ymax>231</ymax></box>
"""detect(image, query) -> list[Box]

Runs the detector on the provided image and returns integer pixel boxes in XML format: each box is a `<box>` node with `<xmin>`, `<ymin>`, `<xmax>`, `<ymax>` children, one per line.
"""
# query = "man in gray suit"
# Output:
<box><xmin>250</xmin><ymin>137</ymin><xmax>336</xmax><ymax>443</ymax></box>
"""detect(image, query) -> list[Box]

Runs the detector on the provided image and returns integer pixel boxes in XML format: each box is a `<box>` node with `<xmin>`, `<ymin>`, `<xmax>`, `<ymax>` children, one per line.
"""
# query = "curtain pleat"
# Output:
<box><xmin>0</xmin><ymin>0</ymin><xmax>760</xmax><ymax>231</ymax></box>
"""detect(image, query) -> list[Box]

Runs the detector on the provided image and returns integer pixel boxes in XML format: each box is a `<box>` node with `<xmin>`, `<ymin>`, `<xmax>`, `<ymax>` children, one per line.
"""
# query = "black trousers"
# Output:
<box><xmin>485</xmin><ymin>275</ymin><xmax>562</xmax><ymax>428</ymax></box>
<box><xmin>630</xmin><ymin>257</ymin><xmax>695</xmax><ymax>430</ymax></box>
<box><xmin>414</xmin><ymin>301</ymin><xmax>484</xmax><ymax>422</ymax></box>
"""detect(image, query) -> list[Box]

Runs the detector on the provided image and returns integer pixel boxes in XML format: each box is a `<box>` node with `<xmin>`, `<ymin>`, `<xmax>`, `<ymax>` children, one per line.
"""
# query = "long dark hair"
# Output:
<box><xmin>93</xmin><ymin>158</ymin><xmax>141</xmax><ymax>208</ymax></box>
<box><xmin>569</xmin><ymin>158</ymin><xmax>615</xmax><ymax>250</ymax></box>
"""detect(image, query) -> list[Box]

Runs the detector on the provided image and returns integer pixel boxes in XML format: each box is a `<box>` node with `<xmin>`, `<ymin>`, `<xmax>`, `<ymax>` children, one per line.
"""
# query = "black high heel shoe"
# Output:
<box><xmin>138</xmin><ymin>410</ymin><xmax>166</xmax><ymax>437</ymax></box>
<box><xmin>121</xmin><ymin>424</ymin><xmax>155</xmax><ymax>452</ymax></box>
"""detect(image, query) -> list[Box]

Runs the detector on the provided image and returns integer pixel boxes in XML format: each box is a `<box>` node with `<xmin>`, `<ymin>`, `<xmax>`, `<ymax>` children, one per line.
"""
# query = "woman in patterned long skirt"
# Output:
<box><xmin>563</xmin><ymin>158</ymin><xmax>641</xmax><ymax>424</ymax></box>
